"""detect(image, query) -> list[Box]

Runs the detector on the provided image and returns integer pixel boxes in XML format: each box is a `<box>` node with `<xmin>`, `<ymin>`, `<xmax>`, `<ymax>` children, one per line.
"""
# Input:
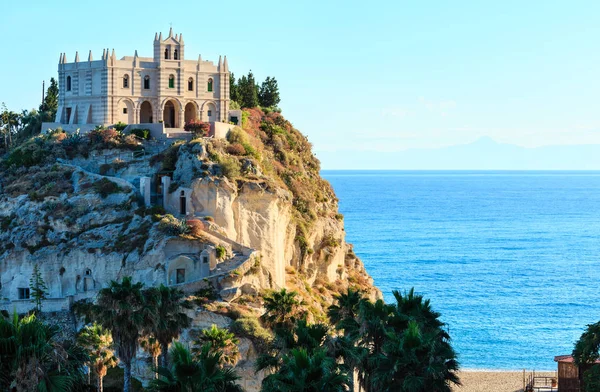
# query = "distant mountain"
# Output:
<box><xmin>318</xmin><ymin>137</ymin><xmax>600</xmax><ymax>170</ymax></box>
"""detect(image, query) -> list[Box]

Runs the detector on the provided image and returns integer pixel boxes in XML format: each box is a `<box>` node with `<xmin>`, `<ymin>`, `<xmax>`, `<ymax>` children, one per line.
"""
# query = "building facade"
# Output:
<box><xmin>53</xmin><ymin>29</ymin><xmax>233</xmax><ymax>130</ymax></box>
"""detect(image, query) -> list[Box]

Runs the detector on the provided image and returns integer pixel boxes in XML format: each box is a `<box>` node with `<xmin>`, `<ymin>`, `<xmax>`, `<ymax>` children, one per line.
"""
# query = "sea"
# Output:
<box><xmin>321</xmin><ymin>170</ymin><xmax>600</xmax><ymax>371</ymax></box>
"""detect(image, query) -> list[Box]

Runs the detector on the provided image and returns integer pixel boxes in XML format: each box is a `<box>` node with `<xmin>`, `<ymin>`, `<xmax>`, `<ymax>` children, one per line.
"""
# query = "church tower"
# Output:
<box><xmin>153</xmin><ymin>28</ymin><xmax>185</xmax><ymax>63</ymax></box>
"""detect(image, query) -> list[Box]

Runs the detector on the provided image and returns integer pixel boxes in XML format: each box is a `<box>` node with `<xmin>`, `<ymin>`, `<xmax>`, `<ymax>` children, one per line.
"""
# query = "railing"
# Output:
<box><xmin>525</xmin><ymin>375</ymin><xmax>558</xmax><ymax>392</ymax></box>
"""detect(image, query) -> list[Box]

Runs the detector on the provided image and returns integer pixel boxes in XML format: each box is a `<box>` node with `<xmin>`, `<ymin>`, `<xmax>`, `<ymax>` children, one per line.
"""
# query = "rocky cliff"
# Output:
<box><xmin>0</xmin><ymin>109</ymin><xmax>379</xmax><ymax>389</ymax></box>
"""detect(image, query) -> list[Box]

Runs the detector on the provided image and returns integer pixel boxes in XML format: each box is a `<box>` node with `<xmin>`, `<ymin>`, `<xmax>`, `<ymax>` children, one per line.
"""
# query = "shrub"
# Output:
<box><xmin>227</xmin><ymin>127</ymin><xmax>249</xmax><ymax>145</ymax></box>
<box><xmin>230</xmin><ymin>316</ymin><xmax>272</xmax><ymax>353</ymax></box>
<box><xmin>93</xmin><ymin>178</ymin><xmax>123</xmax><ymax>198</ymax></box>
<box><xmin>217</xmin><ymin>155</ymin><xmax>241</xmax><ymax>178</ymax></box>
<box><xmin>216</xmin><ymin>245</ymin><xmax>227</xmax><ymax>260</ymax></box>
<box><xmin>184</xmin><ymin>120</ymin><xmax>210</xmax><ymax>137</ymax></box>
<box><xmin>226</xmin><ymin>143</ymin><xmax>246</xmax><ymax>156</ymax></box>
<box><xmin>158</xmin><ymin>214</ymin><xmax>190</xmax><ymax>236</ymax></box>
<box><xmin>113</xmin><ymin>122</ymin><xmax>128</xmax><ymax>132</ymax></box>
<box><xmin>130</xmin><ymin>128</ymin><xmax>150</xmax><ymax>140</ymax></box>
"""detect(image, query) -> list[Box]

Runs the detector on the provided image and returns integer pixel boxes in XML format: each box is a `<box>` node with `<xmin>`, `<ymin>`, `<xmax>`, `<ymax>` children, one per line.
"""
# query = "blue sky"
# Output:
<box><xmin>2</xmin><ymin>0</ymin><xmax>600</xmax><ymax>168</ymax></box>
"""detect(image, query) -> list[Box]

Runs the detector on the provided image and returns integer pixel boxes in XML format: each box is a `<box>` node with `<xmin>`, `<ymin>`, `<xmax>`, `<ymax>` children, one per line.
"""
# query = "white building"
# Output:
<box><xmin>44</xmin><ymin>29</ymin><xmax>241</xmax><ymax>134</ymax></box>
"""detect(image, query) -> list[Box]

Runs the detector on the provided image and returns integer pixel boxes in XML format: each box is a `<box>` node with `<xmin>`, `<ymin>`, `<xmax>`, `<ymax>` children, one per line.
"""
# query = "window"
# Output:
<box><xmin>176</xmin><ymin>268</ymin><xmax>185</xmax><ymax>284</ymax></box>
<box><xmin>144</xmin><ymin>75</ymin><xmax>150</xmax><ymax>89</ymax></box>
<box><xmin>18</xmin><ymin>288</ymin><xmax>30</xmax><ymax>300</ymax></box>
<box><xmin>207</xmin><ymin>78</ymin><xmax>213</xmax><ymax>92</ymax></box>
<box><xmin>207</xmin><ymin>110</ymin><xmax>212</xmax><ymax>117</ymax></box>
<box><xmin>188</xmin><ymin>77</ymin><xmax>193</xmax><ymax>91</ymax></box>
<box><xmin>123</xmin><ymin>74</ymin><xmax>129</xmax><ymax>88</ymax></box>
<box><xmin>123</xmin><ymin>108</ymin><xmax>127</xmax><ymax>114</ymax></box>
<box><xmin>174</xmin><ymin>49</ymin><xmax>178</xmax><ymax>60</ymax></box>
<box><xmin>230</xmin><ymin>116</ymin><xmax>238</xmax><ymax>125</ymax></box>
<box><xmin>66</xmin><ymin>76</ymin><xmax>71</xmax><ymax>91</ymax></box>
<box><xmin>169</xmin><ymin>75</ymin><xmax>175</xmax><ymax>89</ymax></box>
<box><xmin>203</xmin><ymin>255</ymin><xmax>209</xmax><ymax>264</ymax></box>
<box><xmin>164</xmin><ymin>48</ymin><xmax>169</xmax><ymax>60</ymax></box>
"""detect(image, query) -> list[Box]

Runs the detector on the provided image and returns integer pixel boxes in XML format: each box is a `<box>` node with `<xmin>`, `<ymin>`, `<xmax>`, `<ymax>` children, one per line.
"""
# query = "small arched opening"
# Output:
<box><xmin>184</xmin><ymin>102</ymin><xmax>197</xmax><ymax>124</ymax></box>
<box><xmin>169</xmin><ymin>74</ymin><xmax>175</xmax><ymax>89</ymax></box>
<box><xmin>188</xmin><ymin>77</ymin><xmax>194</xmax><ymax>91</ymax></box>
<box><xmin>174</xmin><ymin>49</ymin><xmax>179</xmax><ymax>60</ymax></box>
<box><xmin>180</xmin><ymin>190</ymin><xmax>187</xmax><ymax>215</ymax></box>
<box><xmin>140</xmin><ymin>101</ymin><xmax>153</xmax><ymax>123</ymax></box>
<box><xmin>66</xmin><ymin>76</ymin><xmax>72</xmax><ymax>91</ymax></box>
<box><xmin>207</xmin><ymin>78</ymin><xmax>213</xmax><ymax>92</ymax></box>
<box><xmin>123</xmin><ymin>74</ymin><xmax>129</xmax><ymax>88</ymax></box>
<box><xmin>144</xmin><ymin>75</ymin><xmax>150</xmax><ymax>90</ymax></box>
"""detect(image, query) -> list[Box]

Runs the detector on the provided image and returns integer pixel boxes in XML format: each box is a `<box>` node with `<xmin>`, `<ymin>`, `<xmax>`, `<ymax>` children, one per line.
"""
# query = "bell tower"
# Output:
<box><xmin>153</xmin><ymin>28</ymin><xmax>185</xmax><ymax>63</ymax></box>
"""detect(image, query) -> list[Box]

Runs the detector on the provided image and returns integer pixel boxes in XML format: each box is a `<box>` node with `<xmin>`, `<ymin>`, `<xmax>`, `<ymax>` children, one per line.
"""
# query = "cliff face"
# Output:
<box><xmin>0</xmin><ymin>110</ymin><xmax>379</xmax><ymax>389</ymax></box>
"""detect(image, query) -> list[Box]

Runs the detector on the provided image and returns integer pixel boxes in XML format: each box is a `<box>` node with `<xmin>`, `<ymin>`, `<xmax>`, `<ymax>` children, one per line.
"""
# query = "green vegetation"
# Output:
<box><xmin>574</xmin><ymin>321</ymin><xmax>600</xmax><ymax>391</ymax></box>
<box><xmin>29</xmin><ymin>263</ymin><xmax>48</xmax><ymax>312</ymax></box>
<box><xmin>158</xmin><ymin>214</ymin><xmax>190</xmax><ymax>236</ymax></box>
<box><xmin>93</xmin><ymin>177</ymin><xmax>125</xmax><ymax>198</ymax></box>
<box><xmin>0</xmin><ymin>312</ymin><xmax>89</xmax><ymax>391</ymax></box>
<box><xmin>230</xmin><ymin>71</ymin><xmax>280</xmax><ymax>109</ymax></box>
<box><xmin>77</xmin><ymin>323</ymin><xmax>118</xmax><ymax>392</ymax></box>
<box><xmin>193</xmin><ymin>324</ymin><xmax>240</xmax><ymax>366</ymax></box>
<box><xmin>216</xmin><ymin>245</ymin><xmax>227</xmax><ymax>260</ymax></box>
<box><xmin>130</xmin><ymin>128</ymin><xmax>151</xmax><ymax>139</ymax></box>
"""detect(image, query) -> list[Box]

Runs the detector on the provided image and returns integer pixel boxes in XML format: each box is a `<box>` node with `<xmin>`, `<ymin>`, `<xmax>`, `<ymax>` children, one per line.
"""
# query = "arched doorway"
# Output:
<box><xmin>118</xmin><ymin>99</ymin><xmax>134</xmax><ymax>124</ymax></box>
<box><xmin>163</xmin><ymin>100</ymin><xmax>179</xmax><ymax>128</ymax></box>
<box><xmin>184</xmin><ymin>102</ymin><xmax>197</xmax><ymax>124</ymax></box>
<box><xmin>206</xmin><ymin>102</ymin><xmax>217</xmax><ymax>122</ymax></box>
<box><xmin>140</xmin><ymin>101</ymin><xmax>153</xmax><ymax>123</ymax></box>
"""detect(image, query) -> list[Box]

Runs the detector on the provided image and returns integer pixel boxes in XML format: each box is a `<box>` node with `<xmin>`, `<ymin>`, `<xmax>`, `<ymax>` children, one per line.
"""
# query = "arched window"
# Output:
<box><xmin>207</xmin><ymin>78</ymin><xmax>213</xmax><ymax>92</ymax></box>
<box><xmin>188</xmin><ymin>77</ymin><xmax>193</xmax><ymax>91</ymax></box>
<box><xmin>174</xmin><ymin>49</ymin><xmax>178</xmax><ymax>60</ymax></box>
<box><xmin>169</xmin><ymin>75</ymin><xmax>175</xmax><ymax>89</ymax></box>
<box><xmin>123</xmin><ymin>74</ymin><xmax>129</xmax><ymax>88</ymax></box>
<box><xmin>66</xmin><ymin>76</ymin><xmax>71</xmax><ymax>91</ymax></box>
<box><xmin>144</xmin><ymin>75</ymin><xmax>150</xmax><ymax>89</ymax></box>
<box><xmin>164</xmin><ymin>48</ymin><xmax>169</xmax><ymax>60</ymax></box>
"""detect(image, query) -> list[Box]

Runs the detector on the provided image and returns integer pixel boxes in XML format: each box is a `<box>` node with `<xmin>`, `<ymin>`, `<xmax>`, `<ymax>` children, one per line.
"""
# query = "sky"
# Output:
<box><xmin>2</xmin><ymin>0</ymin><xmax>600</xmax><ymax>169</ymax></box>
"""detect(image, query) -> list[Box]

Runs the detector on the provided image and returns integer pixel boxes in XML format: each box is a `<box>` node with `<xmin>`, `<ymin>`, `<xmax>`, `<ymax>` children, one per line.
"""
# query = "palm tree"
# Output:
<box><xmin>328</xmin><ymin>289</ymin><xmax>363</xmax><ymax>337</ymax></box>
<box><xmin>0</xmin><ymin>312</ymin><xmax>87</xmax><ymax>391</ymax></box>
<box><xmin>328</xmin><ymin>289</ymin><xmax>366</xmax><ymax>392</ymax></box>
<box><xmin>148</xmin><ymin>342</ymin><xmax>243</xmax><ymax>392</ymax></box>
<box><xmin>261</xmin><ymin>288</ymin><xmax>304</xmax><ymax>330</ymax></box>
<box><xmin>77</xmin><ymin>323</ymin><xmax>118</xmax><ymax>392</ymax></box>
<box><xmin>261</xmin><ymin>348</ymin><xmax>349</xmax><ymax>392</ymax></box>
<box><xmin>93</xmin><ymin>276</ymin><xmax>153</xmax><ymax>392</ymax></box>
<box><xmin>146</xmin><ymin>284</ymin><xmax>192</xmax><ymax>367</ymax></box>
<box><xmin>193</xmin><ymin>325</ymin><xmax>240</xmax><ymax>366</ymax></box>
<box><xmin>256</xmin><ymin>319</ymin><xmax>330</xmax><ymax>376</ymax></box>
<box><xmin>141</xmin><ymin>335</ymin><xmax>163</xmax><ymax>379</ymax></box>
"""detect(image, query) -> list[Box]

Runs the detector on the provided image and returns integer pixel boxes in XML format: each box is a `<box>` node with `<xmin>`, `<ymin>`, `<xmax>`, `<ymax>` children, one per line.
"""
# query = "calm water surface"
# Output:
<box><xmin>322</xmin><ymin>170</ymin><xmax>600</xmax><ymax>370</ymax></box>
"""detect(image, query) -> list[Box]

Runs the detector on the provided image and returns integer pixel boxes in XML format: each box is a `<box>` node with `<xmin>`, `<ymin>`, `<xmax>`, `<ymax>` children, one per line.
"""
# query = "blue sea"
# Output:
<box><xmin>321</xmin><ymin>170</ymin><xmax>600</xmax><ymax>370</ymax></box>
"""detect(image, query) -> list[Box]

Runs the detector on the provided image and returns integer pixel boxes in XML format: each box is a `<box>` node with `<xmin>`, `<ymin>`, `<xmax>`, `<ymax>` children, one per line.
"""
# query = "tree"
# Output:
<box><xmin>229</xmin><ymin>73</ymin><xmax>239</xmax><ymax>103</ymax></box>
<box><xmin>258</xmin><ymin>77</ymin><xmax>281</xmax><ymax>108</ymax></box>
<box><xmin>193</xmin><ymin>324</ymin><xmax>240</xmax><ymax>366</ymax></box>
<box><xmin>140</xmin><ymin>335</ymin><xmax>162</xmax><ymax>379</ymax></box>
<box><xmin>77</xmin><ymin>323</ymin><xmax>118</xmax><ymax>392</ymax></box>
<box><xmin>261</xmin><ymin>288</ymin><xmax>304</xmax><ymax>330</ymax></box>
<box><xmin>0</xmin><ymin>104</ymin><xmax>20</xmax><ymax>149</ymax></box>
<box><xmin>145</xmin><ymin>284</ymin><xmax>192</xmax><ymax>368</ymax></box>
<box><xmin>0</xmin><ymin>312</ymin><xmax>88</xmax><ymax>391</ymax></box>
<box><xmin>91</xmin><ymin>276</ymin><xmax>153</xmax><ymax>392</ymax></box>
<box><xmin>261</xmin><ymin>348</ymin><xmax>348</xmax><ymax>392</ymax></box>
<box><xmin>148</xmin><ymin>342</ymin><xmax>243</xmax><ymax>392</ymax></box>
<box><xmin>40</xmin><ymin>77</ymin><xmax>59</xmax><ymax>121</ymax></box>
<box><xmin>574</xmin><ymin>321</ymin><xmax>600</xmax><ymax>365</ymax></box>
<box><xmin>29</xmin><ymin>263</ymin><xmax>48</xmax><ymax>312</ymax></box>
<box><xmin>237</xmin><ymin>71</ymin><xmax>259</xmax><ymax>109</ymax></box>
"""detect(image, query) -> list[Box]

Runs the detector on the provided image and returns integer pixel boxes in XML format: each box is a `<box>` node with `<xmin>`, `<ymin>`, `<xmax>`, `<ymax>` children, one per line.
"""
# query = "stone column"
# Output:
<box><xmin>179</xmin><ymin>109</ymin><xmax>185</xmax><ymax>129</ymax></box>
<box><xmin>161</xmin><ymin>176</ymin><xmax>171</xmax><ymax>210</ymax></box>
<box><xmin>140</xmin><ymin>177</ymin><xmax>151</xmax><ymax>206</ymax></box>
